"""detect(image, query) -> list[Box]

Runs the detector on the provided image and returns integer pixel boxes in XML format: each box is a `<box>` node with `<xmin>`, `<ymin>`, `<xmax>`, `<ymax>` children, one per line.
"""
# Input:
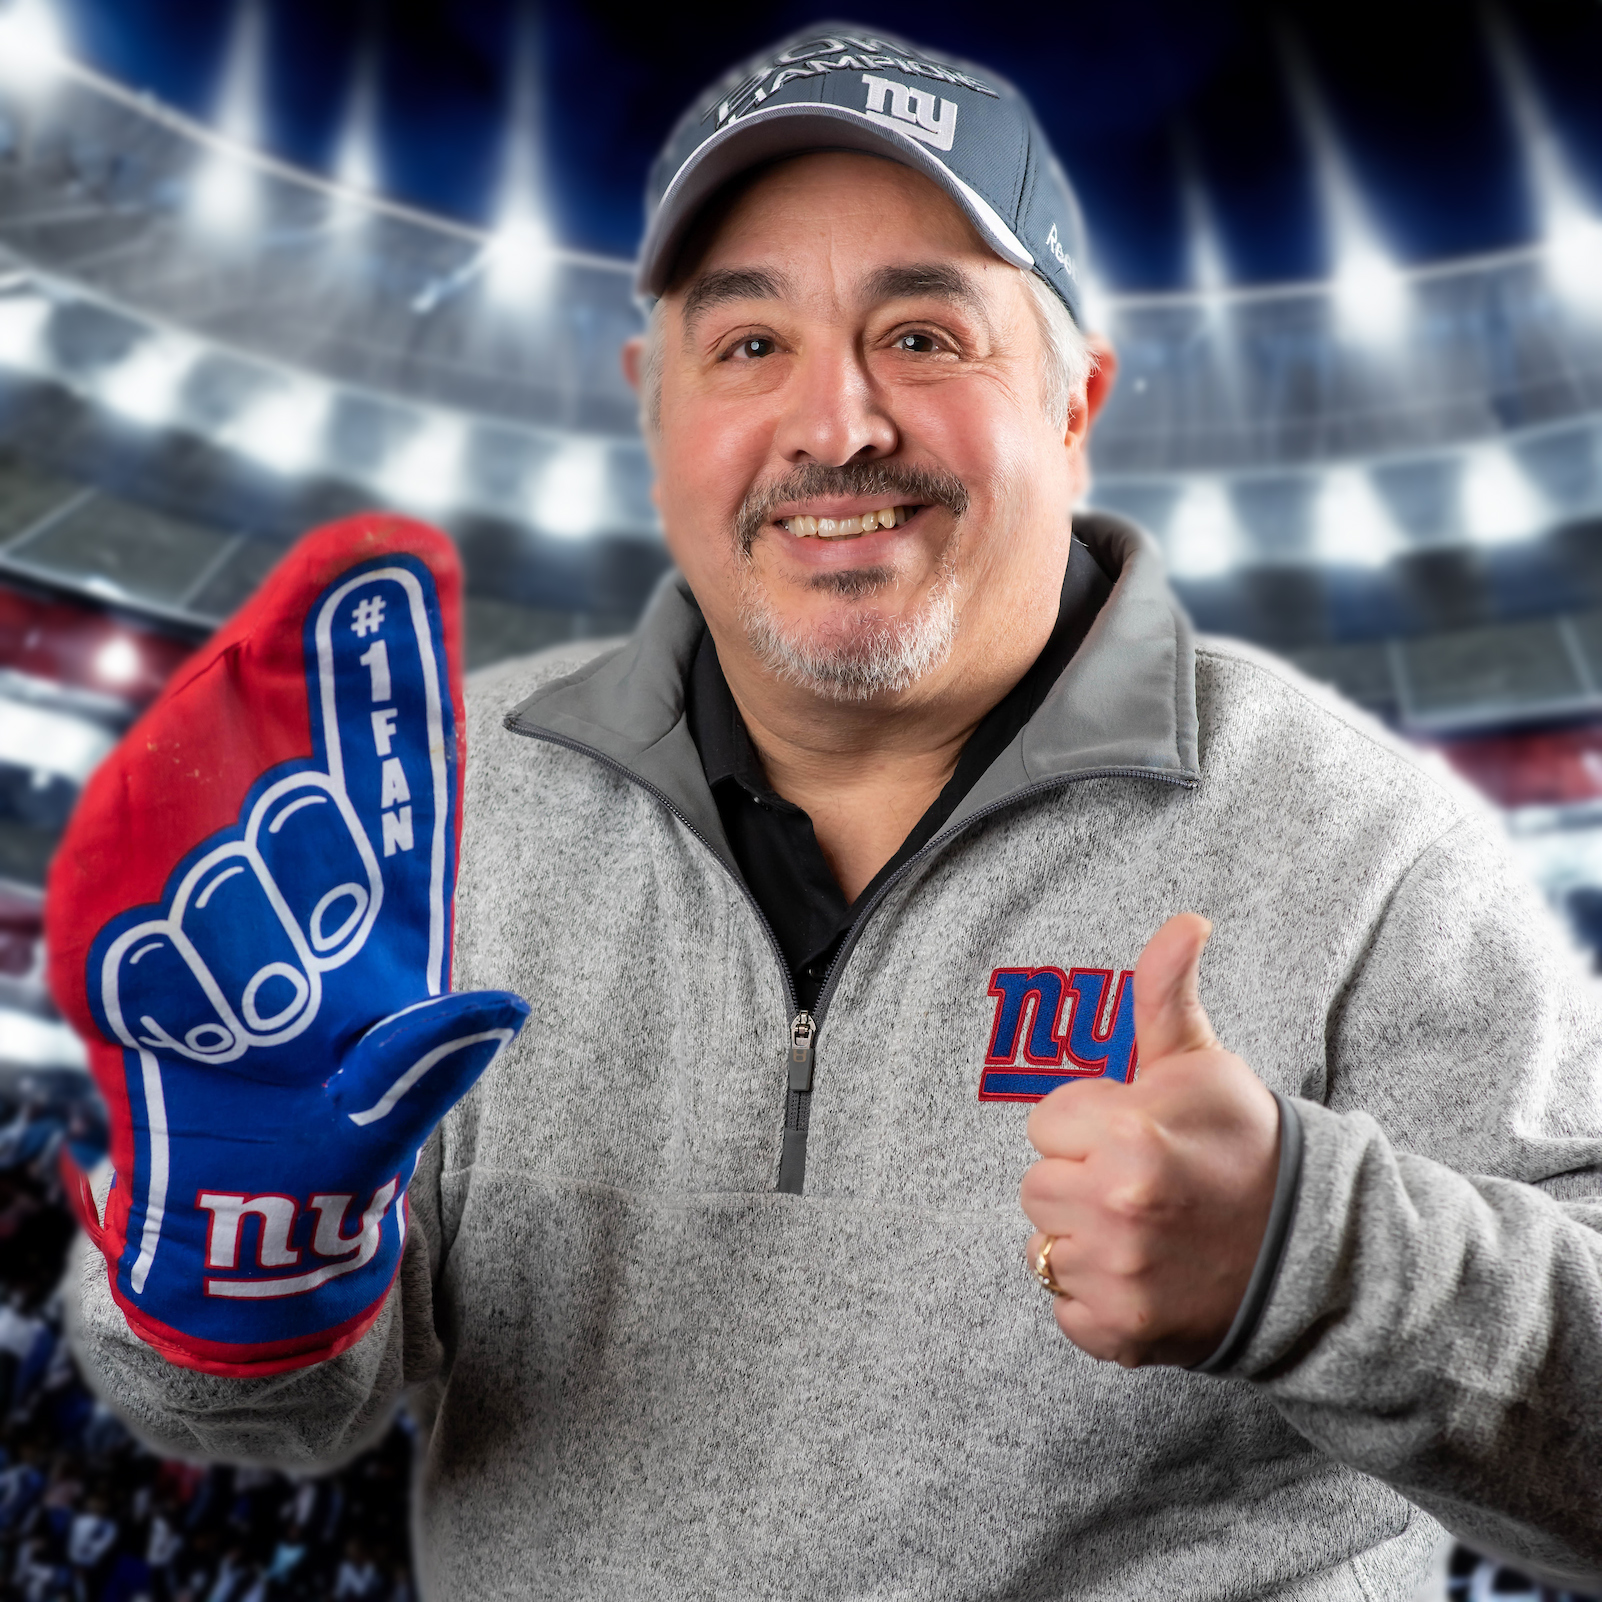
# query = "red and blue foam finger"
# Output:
<box><xmin>48</xmin><ymin>515</ymin><xmax>529</xmax><ymax>1376</ymax></box>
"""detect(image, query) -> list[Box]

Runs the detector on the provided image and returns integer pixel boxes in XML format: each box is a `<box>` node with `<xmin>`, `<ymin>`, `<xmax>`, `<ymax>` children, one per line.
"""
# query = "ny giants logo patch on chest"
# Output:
<box><xmin>979</xmin><ymin>967</ymin><xmax>1137</xmax><ymax>1102</ymax></box>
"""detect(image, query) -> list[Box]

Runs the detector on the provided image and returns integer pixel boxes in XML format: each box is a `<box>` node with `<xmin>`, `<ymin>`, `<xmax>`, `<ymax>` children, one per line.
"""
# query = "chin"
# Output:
<box><xmin>739</xmin><ymin>577</ymin><xmax>960</xmax><ymax>703</ymax></box>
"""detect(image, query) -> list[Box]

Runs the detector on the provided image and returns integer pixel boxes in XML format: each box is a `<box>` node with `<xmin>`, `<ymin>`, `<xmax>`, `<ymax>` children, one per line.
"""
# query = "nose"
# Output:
<box><xmin>772</xmin><ymin>336</ymin><xmax>898</xmax><ymax>465</ymax></box>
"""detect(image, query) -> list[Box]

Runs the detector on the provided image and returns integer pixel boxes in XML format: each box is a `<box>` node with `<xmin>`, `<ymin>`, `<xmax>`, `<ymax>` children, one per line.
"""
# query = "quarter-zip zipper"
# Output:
<box><xmin>505</xmin><ymin>713</ymin><xmax>1194</xmax><ymax>1194</ymax></box>
<box><xmin>778</xmin><ymin>1011</ymin><xmax>817</xmax><ymax>1193</ymax></box>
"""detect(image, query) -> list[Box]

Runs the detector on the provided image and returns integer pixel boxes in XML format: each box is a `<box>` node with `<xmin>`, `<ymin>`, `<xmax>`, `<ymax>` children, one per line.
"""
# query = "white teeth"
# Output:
<box><xmin>782</xmin><ymin>506</ymin><xmax>909</xmax><ymax>538</ymax></box>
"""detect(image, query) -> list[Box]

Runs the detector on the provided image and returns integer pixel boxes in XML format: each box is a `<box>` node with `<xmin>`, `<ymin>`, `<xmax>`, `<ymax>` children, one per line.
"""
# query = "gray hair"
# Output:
<box><xmin>637</xmin><ymin>266</ymin><xmax>1094</xmax><ymax>438</ymax></box>
<box><xmin>1023</xmin><ymin>271</ymin><xmax>1096</xmax><ymax>432</ymax></box>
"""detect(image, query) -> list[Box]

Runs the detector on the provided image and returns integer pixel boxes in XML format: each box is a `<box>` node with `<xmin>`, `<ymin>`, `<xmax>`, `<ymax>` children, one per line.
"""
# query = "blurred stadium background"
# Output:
<box><xmin>0</xmin><ymin>0</ymin><xmax>1597</xmax><ymax>1597</ymax></box>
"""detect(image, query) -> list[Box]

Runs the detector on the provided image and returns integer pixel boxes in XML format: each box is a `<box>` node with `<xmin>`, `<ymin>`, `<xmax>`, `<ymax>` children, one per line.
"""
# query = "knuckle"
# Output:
<box><xmin>1107</xmin><ymin>1107</ymin><xmax>1163</xmax><ymax>1158</ymax></box>
<box><xmin>1106</xmin><ymin>1173</ymin><xmax>1165</xmax><ymax>1223</ymax></box>
<box><xmin>1025</xmin><ymin>1099</ymin><xmax>1068</xmax><ymax>1150</ymax></box>
<box><xmin>1019</xmin><ymin>1158</ymin><xmax>1073</xmax><ymax>1211</ymax></box>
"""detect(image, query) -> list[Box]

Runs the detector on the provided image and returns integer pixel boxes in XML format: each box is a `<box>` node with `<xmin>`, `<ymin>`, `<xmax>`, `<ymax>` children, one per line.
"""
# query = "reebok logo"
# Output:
<box><xmin>1045</xmin><ymin>223</ymin><xmax>1078</xmax><ymax>282</ymax></box>
<box><xmin>978</xmin><ymin>965</ymin><xmax>1137</xmax><ymax>1102</ymax></box>
<box><xmin>862</xmin><ymin>73</ymin><xmax>958</xmax><ymax>153</ymax></box>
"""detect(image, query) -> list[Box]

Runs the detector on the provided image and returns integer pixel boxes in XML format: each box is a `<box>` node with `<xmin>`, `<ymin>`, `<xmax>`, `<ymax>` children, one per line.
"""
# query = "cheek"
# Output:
<box><xmin>655</xmin><ymin>398</ymin><xmax>769</xmax><ymax>557</ymax></box>
<box><xmin>901</xmin><ymin>383</ymin><xmax>1055</xmax><ymax>512</ymax></box>
<box><xmin>924</xmin><ymin>412</ymin><xmax>1063</xmax><ymax>585</ymax></box>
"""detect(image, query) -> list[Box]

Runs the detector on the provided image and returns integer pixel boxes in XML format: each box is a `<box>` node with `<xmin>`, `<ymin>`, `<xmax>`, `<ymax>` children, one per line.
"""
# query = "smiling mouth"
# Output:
<box><xmin>777</xmin><ymin>505</ymin><xmax>921</xmax><ymax>541</ymax></box>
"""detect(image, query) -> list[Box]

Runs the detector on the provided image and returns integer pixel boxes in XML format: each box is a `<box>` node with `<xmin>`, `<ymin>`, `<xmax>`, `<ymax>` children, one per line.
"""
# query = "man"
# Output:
<box><xmin>59</xmin><ymin>26</ymin><xmax>1602</xmax><ymax>1601</ymax></box>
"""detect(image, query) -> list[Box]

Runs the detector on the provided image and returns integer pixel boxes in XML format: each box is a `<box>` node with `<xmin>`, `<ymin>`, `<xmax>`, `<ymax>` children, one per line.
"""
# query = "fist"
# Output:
<box><xmin>1020</xmin><ymin>913</ymin><xmax>1280</xmax><ymax>1368</ymax></box>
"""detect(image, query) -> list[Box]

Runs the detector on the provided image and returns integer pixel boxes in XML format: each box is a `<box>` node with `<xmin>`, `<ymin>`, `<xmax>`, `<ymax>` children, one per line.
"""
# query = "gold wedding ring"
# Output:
<box><xmin>1030</xmin><ymin>1235</ymin><xmax>1070</xmax><ymax>1299</ymax></box>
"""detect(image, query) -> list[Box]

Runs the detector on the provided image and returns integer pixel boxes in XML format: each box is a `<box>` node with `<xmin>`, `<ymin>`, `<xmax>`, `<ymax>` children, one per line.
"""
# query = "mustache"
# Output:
<box><xmin>734</xmin><ymin>461</ymin><xmax>970</xmax><ymax>554</ymax></box>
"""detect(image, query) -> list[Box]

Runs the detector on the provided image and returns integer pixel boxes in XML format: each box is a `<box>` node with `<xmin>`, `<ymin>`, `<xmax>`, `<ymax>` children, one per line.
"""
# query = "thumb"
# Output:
<box><xmin>325</xmin><ymin>989</ymin><xmax>529</xmax><ymax>1153</ymax></box>
<box><xmin>1133</xmin><ymin>913</ymin><xmax>1220</xmax><ymax>1066</ymax></box>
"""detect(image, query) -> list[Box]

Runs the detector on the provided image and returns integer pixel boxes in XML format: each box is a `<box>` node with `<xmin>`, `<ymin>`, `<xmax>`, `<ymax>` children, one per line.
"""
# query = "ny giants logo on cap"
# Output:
<box><xmin>708</xmin><ymin>34</ymin><xmax>996</xmax><ymax>129</ymax></box>
<box><xmin>978</xmin><ymin>966</ymin><xmax>1138</xmax><ymax>1102</ymax></box>
<box><xmin>862</xmin><ymin>73</ymin><xmax>957</xmax><ymax>152</ymax></box>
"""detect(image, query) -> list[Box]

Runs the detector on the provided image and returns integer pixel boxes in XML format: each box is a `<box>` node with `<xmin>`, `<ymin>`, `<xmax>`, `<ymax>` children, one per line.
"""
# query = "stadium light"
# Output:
<box><xmin>191</xmin><ymin>0</ymin><xmax>264</xmax><ymax>235</ymax></box>
<box><xmin>486</xmin><ymin>7</ymin><xmax>554</xmax><ymax>303</ymax></box>
<box><xmin>1176</xmin><ymin>134</ymin><xmax>1229</xmax><ymax>305</ymax></box>
<box><xmin>333</xmin><ymin>45</ymin><xmax>380</xmax><ymax>209</ymax></box>
<box><xmin>1283</xmin><ymin>31</ymin><xmax>1409</xmax><ymax>345</ymax></box>
<box><xmin>0</xmin><ymin>1008</ymin><xmax>85</xmax><ymax>1070</ymax></box>
<box><xmin>534</xmin><ymin>441</ymin><xmax>609</xmax><ymax>539</ymax></box>
<box><xmin>1549</xmin><ymin>210</ymin><xmax>1602</xmax><ymax>311</ymax></box>
<box><xmin>1332</xmin><ymin>241</ymin><xmax>1408</xmax><ymax>343</ymax></box>
<box><xmin>0</xmin><ymin>294</ymin><xmax>49</xmax><ymax>370</ymax></box>
<box><xmin>92</xmin><ymin>635</ymin><xmax>143</xmax><ymax>687</ymax></box>
<box><xmin>1485</xmin><ymin>7</ymin><xmax>1602</xmax><ymax>317</ymax></box>
<box><xmin>98</xmin><ymin>335</ymin><xmax>197</xmax><ymax>426</ymax></box>
<box><xmin>1313</xmin><ymin>468</ymin><xmax>1404</xmax><ymax>567</ymax></box>
<box><xmin>382</xmin><ymin>413</ymin><xmax>466</xmax><ymax>512</ymax></box>
<box><xmin>486</xmin><ymin>213</ymin><xmax>553</xmax><ymax>303</ymax></box>
<box><xmin>1165</xmin><ymin>479</ymin><xmax>1239</xmax><ymax>579</ymax></box>
<box><xmin>228</xmin><ymin>382</ymin><xmax>332</xmax><ymax>476</ymax></box>
<box><xmin>191</xmin><ymin>151</ymin><xmax>256</xmax><ymax>235</ymax></box>
<box><xmin>0</xmin><ymin>698</ymin><xmax>114</xmax><ymax>783</ymax></box>
<box><xmin>1461</xmin><ymin>446</ymin><xmax>1546</xmax><ymax>545</ymax></box>
<box><xmin>0</xmin><ymin>0</ymin><xmax>65</xmax><ymax>90</ymax></box>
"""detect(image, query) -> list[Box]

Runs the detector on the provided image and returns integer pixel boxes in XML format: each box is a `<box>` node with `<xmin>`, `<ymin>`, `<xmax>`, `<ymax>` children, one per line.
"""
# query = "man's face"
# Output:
<box><xmin>644</xmin><ymin>152</ymin><xmax>1100</xmax><ymax>708</ymax></box>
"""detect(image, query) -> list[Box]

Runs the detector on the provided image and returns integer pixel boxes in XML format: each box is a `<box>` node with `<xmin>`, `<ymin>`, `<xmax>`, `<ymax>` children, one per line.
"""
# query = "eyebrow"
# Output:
<box><xmin>862</xmin><ymin>262</ymin><xmax>989</xmax><ymax>323</ymax></box>
<box><xmin>681</xmin><ymin>267</ymin><xmax>792</xmax><ymax>335</ymax></box>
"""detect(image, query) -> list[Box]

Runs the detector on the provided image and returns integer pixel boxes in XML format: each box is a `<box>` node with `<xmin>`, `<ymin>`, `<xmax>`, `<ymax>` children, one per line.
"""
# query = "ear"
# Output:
<box><xmin>621</xmin><ymin>335</ymin><xmax>646</xmax><ymax>394</ymax></box>
<box><xmin>1064</xmin><ymin>336</ymin><xmax>1118</xmax><ymax>447</ymax></box>
<box><xmin>621</xmin><ymin>335</ymin><xmax>660</xmax><ymax>472</ymax></box>
<box><xmin>1081</xmin><ymin>336</ymin><xmax>1118</xmax><ymax>430</ymax></box>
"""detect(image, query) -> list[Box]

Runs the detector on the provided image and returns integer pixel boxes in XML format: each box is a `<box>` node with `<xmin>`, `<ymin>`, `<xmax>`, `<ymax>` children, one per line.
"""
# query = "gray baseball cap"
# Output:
<box><xmin>638</xmin><ymin>24</ymin><xmax>1091</xmax><ymax>327</ymax></box>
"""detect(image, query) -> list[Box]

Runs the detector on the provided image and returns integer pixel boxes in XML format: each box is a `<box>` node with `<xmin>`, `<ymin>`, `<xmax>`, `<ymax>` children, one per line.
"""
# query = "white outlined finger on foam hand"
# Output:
<box><xmin>104</xmin><ymin>926</ymin><xmax>239</xmax><ymax>1064</ymax></box>
<box><xmin>249</xmin><ymin>774</ymin><xmax>382</xmax><ymax>969</ymax></box>
<box><xmin>173</xmin><ymin>848</ymin><xmax>319</xmax><ymax>1046</ymax></box>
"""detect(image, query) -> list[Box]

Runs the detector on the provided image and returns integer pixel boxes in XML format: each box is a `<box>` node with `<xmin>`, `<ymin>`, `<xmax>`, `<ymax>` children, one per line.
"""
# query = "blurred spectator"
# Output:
<box><xmin>334</xmin><ymin>1538</ymin><xmax>384</xmax><ymax>1599</ymax></box>
<box><xmin>66</xmin><ymin>1494</ymin><xmax>117</xmax><ymax>1597</ymax></box>
<box><xmin>0</xmin><ymin>1076</ymin><xmax>420</xmax><ymax>1601</ymax></box>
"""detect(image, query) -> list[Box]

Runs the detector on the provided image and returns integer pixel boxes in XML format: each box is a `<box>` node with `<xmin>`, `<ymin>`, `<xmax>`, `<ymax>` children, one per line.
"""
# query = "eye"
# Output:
<box><xmin>896</xmin><ymin>331</ymin><xmax>942</xmax><ymax>354</ymax></box>
<box><xmin>728</xmin><ymin>336</ymin><xmax>777</xmax><ymax>360</ymax></box>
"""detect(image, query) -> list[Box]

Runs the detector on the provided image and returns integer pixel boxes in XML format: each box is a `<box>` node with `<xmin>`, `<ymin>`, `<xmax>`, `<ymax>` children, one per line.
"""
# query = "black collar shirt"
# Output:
<box><xmin>687</xmin><ymin>536</ymin><xmax>1115</xmax><ymax>1017</ymax></box>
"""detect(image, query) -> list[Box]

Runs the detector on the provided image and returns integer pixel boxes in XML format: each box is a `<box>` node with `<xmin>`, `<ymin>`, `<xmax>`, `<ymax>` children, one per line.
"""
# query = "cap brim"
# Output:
<box><xmin>636</xmin><ymin>102</ymin><xmax>1035</xmax><ymax>299</ymax></box>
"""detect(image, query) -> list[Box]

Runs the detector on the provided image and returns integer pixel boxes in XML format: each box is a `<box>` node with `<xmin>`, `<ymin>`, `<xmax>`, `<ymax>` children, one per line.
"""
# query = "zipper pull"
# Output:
<box><xmin>788</xmin><ymin>1011</ymin><xmax>816</xmax><ymax>1093</ymax></box>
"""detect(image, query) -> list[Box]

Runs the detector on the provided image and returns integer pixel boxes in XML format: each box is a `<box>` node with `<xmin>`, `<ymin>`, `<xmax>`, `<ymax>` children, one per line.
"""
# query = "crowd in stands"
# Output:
<box><xmin>0</xmin><ymin>1073</ymin><xmax>1589</xmax><ymax>1601</ymax></box>
<box><xmin>0</xmin><ymin>1075</ymin><xmax>416</xmax><ymax>1602</ymax></box>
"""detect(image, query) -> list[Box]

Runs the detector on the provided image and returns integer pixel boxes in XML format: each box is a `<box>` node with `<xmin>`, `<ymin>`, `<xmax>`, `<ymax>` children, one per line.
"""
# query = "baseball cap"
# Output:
<box><xmin>638</xmin><ymin>24</ymin><xmax>1091</xmax><ymax>327</ymax></box>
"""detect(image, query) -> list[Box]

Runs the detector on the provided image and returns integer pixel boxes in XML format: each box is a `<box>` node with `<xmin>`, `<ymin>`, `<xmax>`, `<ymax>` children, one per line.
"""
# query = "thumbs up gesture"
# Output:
<box><xmin>1020</xmin><ymin>914</ymin><xmax>1281</xmax><ymax>1368</ymax></box>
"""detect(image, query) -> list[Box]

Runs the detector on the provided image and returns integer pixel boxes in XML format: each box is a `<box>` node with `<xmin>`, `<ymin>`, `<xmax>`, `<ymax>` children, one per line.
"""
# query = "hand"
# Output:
<box><xmin>1019</xmin><ymin>913</ymin><xmax>1280</xmax><ymax>1368</ymax></box>
<box><xmin>49</xmin><ymin>517</ymin><xmax>527</xmax><ymax>1375</ymax></box>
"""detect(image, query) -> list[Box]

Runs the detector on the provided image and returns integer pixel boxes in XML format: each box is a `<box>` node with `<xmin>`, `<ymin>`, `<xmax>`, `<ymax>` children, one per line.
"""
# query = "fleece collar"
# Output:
<box><xmin>503</xmin><ymin>511</ymin><xmax>1199</xmax><ymax>870</ymax></box>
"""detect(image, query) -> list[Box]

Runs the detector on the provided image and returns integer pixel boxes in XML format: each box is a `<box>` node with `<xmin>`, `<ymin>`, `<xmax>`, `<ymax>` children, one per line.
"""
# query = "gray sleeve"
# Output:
<box><xmin>1219</xmin><ymin>813</ymin><xmax>1602</xmax><ymax>1589</ymax></box>
<box><xmin>65</xmin><ymin>1129</ymin><xmax>447</xmax><ymax>1471</ymax></box>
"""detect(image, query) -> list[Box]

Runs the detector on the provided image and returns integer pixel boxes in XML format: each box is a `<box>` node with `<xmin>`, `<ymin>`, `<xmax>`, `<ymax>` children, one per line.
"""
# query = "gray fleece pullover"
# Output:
<box><xmin>70</xmin><ymin>516</ymin><xmax>1602</xmax><ymax>1600</ymax></box>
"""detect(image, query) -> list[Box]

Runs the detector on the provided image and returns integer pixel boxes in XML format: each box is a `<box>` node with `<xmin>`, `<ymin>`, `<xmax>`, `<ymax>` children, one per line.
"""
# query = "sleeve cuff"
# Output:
<box><xmin>1190</xmin><ymin>1090</ymin><xmax>1305</xmax><ymax>1375</ymax></box>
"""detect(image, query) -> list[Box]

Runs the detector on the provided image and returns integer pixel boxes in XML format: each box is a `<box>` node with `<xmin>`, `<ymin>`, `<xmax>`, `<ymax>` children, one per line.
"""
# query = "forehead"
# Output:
<box><xmin>677</xmin><ymin>152</ymin><xmax>998</xmax><ymax>293</ymax></box>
